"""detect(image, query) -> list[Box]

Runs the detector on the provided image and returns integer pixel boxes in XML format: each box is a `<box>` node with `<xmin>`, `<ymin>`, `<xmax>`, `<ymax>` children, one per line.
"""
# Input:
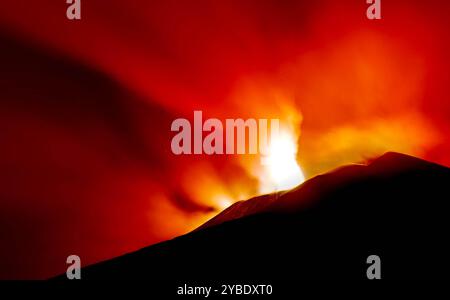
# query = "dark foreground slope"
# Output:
<box><xmin>66</xmin><ymin>152</ymin><xmax>450</xmax><ymax>279</ymax></box>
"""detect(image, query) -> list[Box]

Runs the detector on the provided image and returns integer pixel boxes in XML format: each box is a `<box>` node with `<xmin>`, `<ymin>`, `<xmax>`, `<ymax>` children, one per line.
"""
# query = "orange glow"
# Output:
<box><xmin>171</xmin><ymin>27</ymin><xmax>444</xmax><ymax>237</ymax></box>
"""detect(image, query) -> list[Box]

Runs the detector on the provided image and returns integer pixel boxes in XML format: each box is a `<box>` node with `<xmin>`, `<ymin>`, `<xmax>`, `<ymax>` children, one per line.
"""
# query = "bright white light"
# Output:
<box><xmin>213</xmin><ymin>195</ymin><xmax>233</xmax><ymax>211</ymax></box>
<box><xmin>261</xmin><ymin>131</ymin><xmax>305</xmax><ymax>192</ymax></box>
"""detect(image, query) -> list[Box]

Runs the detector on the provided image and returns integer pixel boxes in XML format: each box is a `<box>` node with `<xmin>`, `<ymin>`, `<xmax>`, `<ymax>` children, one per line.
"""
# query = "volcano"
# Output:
<box><xmin>60</xmin><ymin>152</ymin><xmax>450</xmax><ymax>280</ymax></box>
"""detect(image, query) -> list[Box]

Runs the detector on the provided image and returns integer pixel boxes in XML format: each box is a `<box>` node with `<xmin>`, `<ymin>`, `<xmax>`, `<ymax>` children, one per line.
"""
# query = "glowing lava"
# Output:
<box><xmin>260</xmin><ymin>129</ymin><xmax>305</xmax><ymax>192</ymax></box>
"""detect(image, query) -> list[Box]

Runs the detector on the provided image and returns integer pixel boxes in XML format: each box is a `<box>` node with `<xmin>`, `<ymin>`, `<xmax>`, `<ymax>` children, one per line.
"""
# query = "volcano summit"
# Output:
<box><xmin>58</xmin><ymin>152</ymin><xmax>450</xmax><ymax>280</ymax></box>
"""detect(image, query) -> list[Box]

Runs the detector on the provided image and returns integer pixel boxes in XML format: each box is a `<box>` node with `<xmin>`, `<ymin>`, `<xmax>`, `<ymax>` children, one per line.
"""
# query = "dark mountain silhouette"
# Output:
<box><xmin>58</xmin><ymin>152</ymin><xmax>450</xmax><ymax>279</ymax></box>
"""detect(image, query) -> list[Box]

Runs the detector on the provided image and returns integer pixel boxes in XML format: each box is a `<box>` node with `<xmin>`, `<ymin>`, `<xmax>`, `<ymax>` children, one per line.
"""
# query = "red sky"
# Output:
<box><xmin>0</xmin><ymin>0</ymin><xmax>449</xmax><ymax>279</ymax></box>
